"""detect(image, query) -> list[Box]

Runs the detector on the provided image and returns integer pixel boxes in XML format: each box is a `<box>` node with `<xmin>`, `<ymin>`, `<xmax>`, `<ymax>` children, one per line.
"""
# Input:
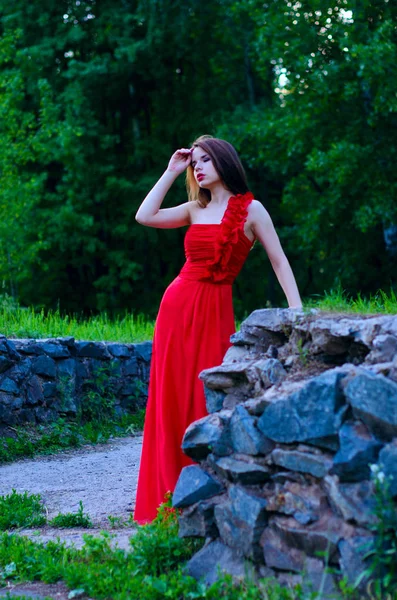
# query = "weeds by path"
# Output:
<box><xmin>0</xmin><ymin>490</ymin><xmax>46</xmax><ymax>530</ymax></box>
<box><xmin>49</xmin><ymin>502</ymin><xmax>92</xmax><ymax>529</ymax></box>
<box><xmin>0</xmin><ymin>410</ymin><xmax>145</xmax><ymax>464</ymax></box>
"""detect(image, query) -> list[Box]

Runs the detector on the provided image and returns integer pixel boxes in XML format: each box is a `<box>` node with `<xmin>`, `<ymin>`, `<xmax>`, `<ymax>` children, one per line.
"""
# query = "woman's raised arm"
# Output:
<box><xmin>135</xmin><ymin>148</ymin><xmax>193</xmax><ymax>228</ymax></box>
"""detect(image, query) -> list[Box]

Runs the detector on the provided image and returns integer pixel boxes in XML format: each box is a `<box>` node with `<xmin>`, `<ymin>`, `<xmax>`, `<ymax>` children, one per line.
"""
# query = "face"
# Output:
<box><xmin>191</xmin><ymin>146</ymin><xmax>220</xmax><ymax>188</ymax></box>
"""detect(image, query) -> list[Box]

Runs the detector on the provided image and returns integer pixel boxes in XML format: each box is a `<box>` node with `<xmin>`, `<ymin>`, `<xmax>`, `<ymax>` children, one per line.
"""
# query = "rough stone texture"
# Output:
<box><xmin>229</xmin><ymin>405</ymin><xmax>274</xmax><ymax>455</ymax></box>
<box><xmin>378</xmin><ymin>441</ymin><xmax>397</xmax><ymax>496</ymax></box>
<box><xmin>270</xmin><ymin>448</ymin><xmax>333</xmax><ymax>478</ymax></box>
<box><xmin>182</xmin><ymin>413</ymin><xmax>232</xmax><ymax>460</ymax></box>
<box><xmin>172</xmin><ymin>465</ymin><xmax>223</xmax><ymax>508</ymax></box>
<box><xmin>345</xmin><ymin>371</ymin><xmax>397</xmax><ymax>441</ymax></box>
<box><xmin>323</xmin><ymin>476</ymin><xmax>377</xmax><ymax>526</ymax></box>
<box><xmin>257</xmin><ymin>369</ymin><xmax>347</xmax><ymax>443</ymax></box>
<box><xmin>331</xmin><ymin>421</ymin><xmax>382</xmax><ymax>481</ymax></box>
<box><xmin>338</xmin><ymin>536</ymin><xmax>374</xmax><ymax>592</ymax></box>
<box><xmin>177</xmin><ymin>309</ymin><xmax>397</xmax><ymax>589</ymax></box>
<box><xmin>0</xmin><ymin>337</ymin><xmax>151</xmax><ymax>428</ymax></box>
<box><xmin>185</xmin><ymin>539</ymin><xmax>257</xmax><ymax>585</ymax></box>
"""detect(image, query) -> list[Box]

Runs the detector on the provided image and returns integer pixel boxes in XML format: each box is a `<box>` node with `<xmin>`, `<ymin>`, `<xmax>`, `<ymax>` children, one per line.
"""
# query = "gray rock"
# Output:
<box><xmin>257</xmin><ymin>370</ymin><xmax>347</xmax><ymax>443</ymax></box>
<box><xmin>14</xmin><ymin>408</ymin><xmax>35</xmax><ymax>424</ymax></box>
<box><xmin>252</xmin><ymin>358</ymin><xmax>287</xmax><ymax>388</ymax></box>
<box><xmin>214</xmin><ymin>487</ymin><xmax>267</xmax><ymax>561</ymax></box>
<box><xmin>230</xmin><ymin>329</ymin><xmax>258</xmax><ymax>346</ymax></box>
<box><xmin>230</xmin><ymin>405</ymin><xmax>274</xmax><ymax>455</ymax></box>
<box><xmin>134</xmin><ymin>341</ymin><xmax>152</xmax><ymax>362</ymax></box>
<box><xmin>204</xmin><ymin>386</ymin><xmax>225</xmax><ymax>413</ymax></box>
<box><xmin>212</xmin><ymin>456</ymin><xmax>271</xmax><ymax>485</ymax></box>
<box><xmin>107</xmin><ymin>343</ymin><xmax>130</xmax><ymax>358</ymax></box>
<box><xmin>379</xmin><ymin>442</ymin><xmax>397</xmax><ymax>496</ymax></box>
<box><xmin>261</xmin><ymin>526</ymin><xmax>311</xmax><ymax>572</ymax></box>
<box><xmin>42</xmin><ymin>382</ymin><xmax>58</xmax><ymax>399</ymax></box>
<box><xmin>40</xmin><ymin>343</ymin><xmax>70</xmax><ymax>358</ymax></box>
<box><xmin>0</xmin><ymin>377</ymin><xmax>19</xmax><ymax>394</ymax></box>
<box><xmin>323</xmin><ymin>476</ymin><xmax>377</xmax><ymax>526</ymax></box>
<box><xmin>271</xmin><ymin>513</ymin><xmax>353</xmax><ymax>563</ymax></box>
<box><xmin>331</xmin><ymin>421</ymin><xmax>382</xmax><ymax>481</ymax></box>
<box><xmin>34</xmin><ymin>406</ymin><xmax>57</xmax><ymax>423</ymax></box>
<box><xmin>17</xmin><ymin>343</ymin><xmax>45</xmax><ymax>356</ymax></box>
<box><xmin>242</xmin><ymin>308</ymin><xmax>305</xmax><ymax>333</ymax></box>
<box><xmin>172</xmin><ymin>465</ymin><xmax>223</xmax><ymax>508</ymax></box>
<box><xmin>270</xmin><ymin>448</ymin><xmax>333</xmax><ymax>478</ymax></box>
<box><xmin>26</xmin><ymin>376</ymin><xmax>44</xmax><ymax>406</ymax></box>
<box><xmin>123</xmin><ymin>358</ymin><xmax>139</xmax><ymax>377</ymax></box>
<box><xmin>185</xmin><ymin>539</ymin><xmax>257</xmax><ymax>585</ymax></box>
<box><xmin>32</xmin><ymin>356</ymin><xmax>57</xmax><ymax>378</ymax></box>
<box><xmin>182</xmin><ymin>413</ymin><xmax>231</xmax><ymax>460</ymax></box>
<box><xmin>75</xmin><ymin>341</ymin><xmax>110</xmax><ymax>359</ymax></box>
<box><xmin>178</xmin><ymin>500</ymin><xmax>219</xmax><ymax>538</ymax></box>
<box><xmin>345</xmin><ymin>372</ymin><xmax>397</xmax><ymax>441</ymax></box>
<box><xmin>0</xmin><ymin>356</ymin><xmax>13</xmax><ymax>374</ymax></box>
<box><xmin>339</xmin><ymin>536</ymin><xmax>374</xmax><ymax>592</ymax></box>
<box><xmin>264</xmin><ymin>481</ymin><xmax>323</xmax><ymax>525</ymax></box>
<box><xmin>366</xmin><ymin>334</ymin><xmax>397</xmax><ymax>364</ymax></box>
<box><xmin>57</xmin><ymin>359</ymin><xmax>76</xmax><ymax>377</ymax></box>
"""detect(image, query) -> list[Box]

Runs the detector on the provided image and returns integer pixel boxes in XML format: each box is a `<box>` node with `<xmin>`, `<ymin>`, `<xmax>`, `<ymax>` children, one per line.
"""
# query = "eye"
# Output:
<box><xmin>203</xmin><ymin>157</ymin><xmax>210</xmax><ymax>162</ymax></box>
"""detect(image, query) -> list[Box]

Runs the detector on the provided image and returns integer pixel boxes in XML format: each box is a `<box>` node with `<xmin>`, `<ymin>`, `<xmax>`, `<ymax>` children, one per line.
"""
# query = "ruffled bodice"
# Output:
<box><xmin>179</xmin><ymin>192</ymin><xmax>255</xmax><ymax>285</ymax></box>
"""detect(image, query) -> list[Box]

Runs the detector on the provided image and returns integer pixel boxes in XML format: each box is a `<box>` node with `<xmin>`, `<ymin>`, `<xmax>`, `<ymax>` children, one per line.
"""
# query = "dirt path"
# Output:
<box><xmin>0</xmin><ymin>435</ymin><xmax>143</xmax><ymax>549</ymax></box>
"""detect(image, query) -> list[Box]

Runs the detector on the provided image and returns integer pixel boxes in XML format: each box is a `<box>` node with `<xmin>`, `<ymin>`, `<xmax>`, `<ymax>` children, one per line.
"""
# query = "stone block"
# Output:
<box><xmin>172</xmin><ymin>465</ymin><xmax>223</xmax><ymax>508</ymax></box>
<box><xmin>32</xmin><ymin>355</ymin><xmax>56</xmax><ymax>378</ymax></box>
<box><xmin>261</xmin><ymin>526</ymin><xmax>310</xmax><ymax>572</ymax></box>
<box><xmin>26</xmin><ymin>376</ymin><xmax>44</xmax><ymax>406</ymax></box>
<box><xmin>345</xmin><ymin>372</ymin><xmax>397</xmax><ymax>441</ymax></box>
<box><xmin>57</xmin><ymin>359</ymin><xmax>76</xmax><ymax>377</ymax></box>
<box><xmin>185</xmin><ymin>539</ymin><xmax>257</xmax><ymax>586</ymax></box>
<box><xmin>42</xmin><ymin>382</ymin><xmax>58</xmax><ymax>399</ymax></box>
<box><xmin>182</xmin><ymin>413</ymin><xmax>231</xmax><ymax>460</ymax></box>
<box><xmin>270</xmin><ymin>448</ymin><xmax>333</xmax><ymax>478</ymax></box>
<box><xmin>257</xmin><ymin>369</ymin><xmax>347</xmax><ymax>443</ymax></box>
<box><xmin>178</xmin><ymin>500</ymin><xmax>219</xmax><ymax>538</ymax></box>
<box><xmin>323</xmin><ymin>476</ymin><xmax>377</xmax><ymax>526</ymax></box>
<box><xmin>230</xmin><ymin>405</ymin><xmax>274</xmax><ymax>455</ymax></box>
<box><xmin>0</xmin><ymin>356</ymin><xmax>13</xmax><ymax>374</ymax></box>
<box><xmin>134</xmin><ymin>341</ymin><xmax>152</xmax><ymax>362</ymax></box>
<box><xmin>379</xmin><ymin>442</ymin><xmax>397</xmax><ymax>496</ymax></box>
<box><xmin>252</xmin><ymin>358</ymin><xmax>287</xmax><ymax>388</ymax></box>
<box><xmin>366</xmin><ymin>334</ymin><xmax>397</xmax><ymax>364</ymax></box>
<box><xmin>215</xmin><ymin>488</ymin><xmax>267</xmax><ymax>561</ymax></box>
<box><xmin>107</xmin><ymin>343</ymin><xmax>130</xmax><ymax>358</ymax></box>
<box><xmin>204</xmin><ymin>386</ymin><xmax>225</xmax><ymax>413</ymax></box>
<box><xmin>264</xmin><ymin>481</ymin><xmax>323</xmax><ymax>525</ymax></box>
<box><xmin>271</xmin><ymin>513</ymin><xmax>354</xmax><ymax>563</ymax></box>
<box><xmin>212</xmin><ymin>456</ymin><xmax>271</xmax><ymax>485</ymax></box>
<box><xmin>40</xmin><ymin>342</ymin><xmax>70</xmax><ymax>358</ymax></box>
<box><xmin>339</xmin><ymin>536</ymin><xmax>374</xmax><ymax>592</ymax></box>
<box><xmin>331</xmin><ymin>421</ymin><xmax>382</xmax><ymax>482</ymax></box>
<box><xmin>0</xmin><ymin>377</ymin><xmax>19</xmax><ymax>394</ymax></box>
<box><xmin>123</xmin><ymin>358</ymin><xmax>139</xmax><ymax>377</ymax></box>
<box><xmin>75</xmin><ymin>341</ymin><xmax>110</xmax><ymax>359</ymax></box>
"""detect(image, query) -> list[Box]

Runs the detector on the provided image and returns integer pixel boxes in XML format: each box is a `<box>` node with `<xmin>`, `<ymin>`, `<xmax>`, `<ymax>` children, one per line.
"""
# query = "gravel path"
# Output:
<box><xmin>0</xmin><ymin>435</ymin><xmax>143</xmax><ymax>552</ymax></box>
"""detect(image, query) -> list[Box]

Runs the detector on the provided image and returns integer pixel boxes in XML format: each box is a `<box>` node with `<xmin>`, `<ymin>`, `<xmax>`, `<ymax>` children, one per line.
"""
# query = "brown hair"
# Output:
<box><xmin>186</xmin><ymin>135</ymin><xmax>249</xmax><ymax>208</ymax></box>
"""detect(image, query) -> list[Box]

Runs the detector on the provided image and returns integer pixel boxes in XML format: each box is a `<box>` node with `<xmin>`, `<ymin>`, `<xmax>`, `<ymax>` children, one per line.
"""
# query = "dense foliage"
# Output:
<box><xmin>0</xmin><ymin>0</ymin><xmax>396</xmax><ymax>318</ymax></box>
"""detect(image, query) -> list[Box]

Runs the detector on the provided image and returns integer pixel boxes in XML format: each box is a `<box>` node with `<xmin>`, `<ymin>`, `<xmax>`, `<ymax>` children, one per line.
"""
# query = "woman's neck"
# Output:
<box><xmin>208</xmin><ymin>184</ymin><xmax>232</xmax><ymax>205</ymax></box>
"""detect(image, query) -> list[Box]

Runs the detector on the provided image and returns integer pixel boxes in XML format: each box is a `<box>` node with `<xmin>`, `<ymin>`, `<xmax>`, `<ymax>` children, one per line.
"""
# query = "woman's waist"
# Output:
<box><xmin>178</xmin><ymin>260</ymin><xmax>235</xmax><ymax>285</ymax></box>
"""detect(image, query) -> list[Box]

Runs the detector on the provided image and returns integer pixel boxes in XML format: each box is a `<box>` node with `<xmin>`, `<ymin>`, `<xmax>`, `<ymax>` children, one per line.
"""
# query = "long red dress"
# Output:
<box><xmin>134</xmin><ymin>191</ymin><xmax>255</xmax><ymax>524</ymax></box>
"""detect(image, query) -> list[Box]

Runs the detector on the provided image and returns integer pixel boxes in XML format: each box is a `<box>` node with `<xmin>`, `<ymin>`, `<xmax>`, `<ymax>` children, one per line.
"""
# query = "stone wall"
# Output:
<box><xmin>0</xmin><ymin>336</ymin><xmax>151</xmax><ymax>431</ymax></box>
<box><xmin>173</xmin><ymin>309</ymin><xmax>397</xmax><ymax>595</ymax></box>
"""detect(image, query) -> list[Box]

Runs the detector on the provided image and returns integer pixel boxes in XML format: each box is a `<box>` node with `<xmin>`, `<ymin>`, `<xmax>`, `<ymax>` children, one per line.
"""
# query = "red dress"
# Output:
<box><xmin>134</xmin><ymin>192</ymin><xmax>255</xmax><ymax>524</ymax></box>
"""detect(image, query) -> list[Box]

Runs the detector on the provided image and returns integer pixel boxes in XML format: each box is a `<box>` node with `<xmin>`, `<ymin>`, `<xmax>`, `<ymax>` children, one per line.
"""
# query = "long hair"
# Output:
<box><xmin>186</xmin><ymin>135</ymin><xmax>249</xmax><ymax>208</ymax></box>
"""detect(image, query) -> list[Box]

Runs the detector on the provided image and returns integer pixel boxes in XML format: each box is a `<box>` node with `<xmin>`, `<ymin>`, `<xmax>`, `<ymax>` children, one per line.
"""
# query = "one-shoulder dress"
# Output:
<box><xmin>134</xmin><ymin>191</ymin><xmax>255</xmax><ymax>524</ymax></box>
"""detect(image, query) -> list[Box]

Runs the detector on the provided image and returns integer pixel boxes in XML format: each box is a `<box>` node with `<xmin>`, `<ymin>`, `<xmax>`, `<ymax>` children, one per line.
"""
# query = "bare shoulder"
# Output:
<box><xmin>188</xmin><ymin>199</ymin><xmax>202</xmax><ymax>221</ymax></box>
<box><xmin>247</xmin><ymin>199</ymin><xmax>272</xmax><ymax>224</ymax></box>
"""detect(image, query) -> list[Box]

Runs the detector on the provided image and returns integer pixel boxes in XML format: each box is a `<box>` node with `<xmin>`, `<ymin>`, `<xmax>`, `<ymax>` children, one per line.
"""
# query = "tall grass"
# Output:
<box><xmin>0</xmin><ymin>286</ymin><xmax>395</xmax><ymax>343</ymax></box>
<box><xmin>0</xmin><ymin>296</ymin><xmax>155</xmax><ymax>342</ymax></box>
<box><xmin>306</xmin><ymin>286</ymin><xmax>397</xmax><ymax>315</ymax></box>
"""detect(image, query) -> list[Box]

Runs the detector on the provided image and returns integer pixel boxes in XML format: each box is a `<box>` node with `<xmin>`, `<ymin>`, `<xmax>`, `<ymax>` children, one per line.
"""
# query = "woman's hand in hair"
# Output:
<box><xmin>167</xmin><ymin>148</ymin><xmax>192</xmax><ymax>175</ymax></box>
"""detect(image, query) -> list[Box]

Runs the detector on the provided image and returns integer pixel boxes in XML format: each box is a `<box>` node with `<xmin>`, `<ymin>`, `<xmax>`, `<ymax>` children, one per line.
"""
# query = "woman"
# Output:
<box><xmin>133</xmin><ymin>135</ymin><xmax>302</xmax><ymax>524</ymax></box>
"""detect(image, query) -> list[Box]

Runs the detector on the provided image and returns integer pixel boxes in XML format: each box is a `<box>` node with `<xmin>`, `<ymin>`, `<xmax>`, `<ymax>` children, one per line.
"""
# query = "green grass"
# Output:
<box><xmin>49</xmin><ymin>502</ymin><xmax>92</xmax><ymax>529</ymax></box>
<box><xmin>0</xmin><ymin>295</ymin><xmax>155</xmax><ymax>342</ymax></box>
<box><xmin>0</xmin><ymin>410</ymin><xmax>145</xmax><ymax>464</ymax></box>
<box><xmin>306</xmin><ymin>286</ymin><xmax>397</xmax><ymax>315</ymax></box>
<box><xmin>0</xmin><ymin>490</ymin><xmax>46</xmax><ymax>530</ymax></box>
<box><xmin>0</xmin><ymin>287</ymin><xmax>395</xmax><ymax>344</ymax></box>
